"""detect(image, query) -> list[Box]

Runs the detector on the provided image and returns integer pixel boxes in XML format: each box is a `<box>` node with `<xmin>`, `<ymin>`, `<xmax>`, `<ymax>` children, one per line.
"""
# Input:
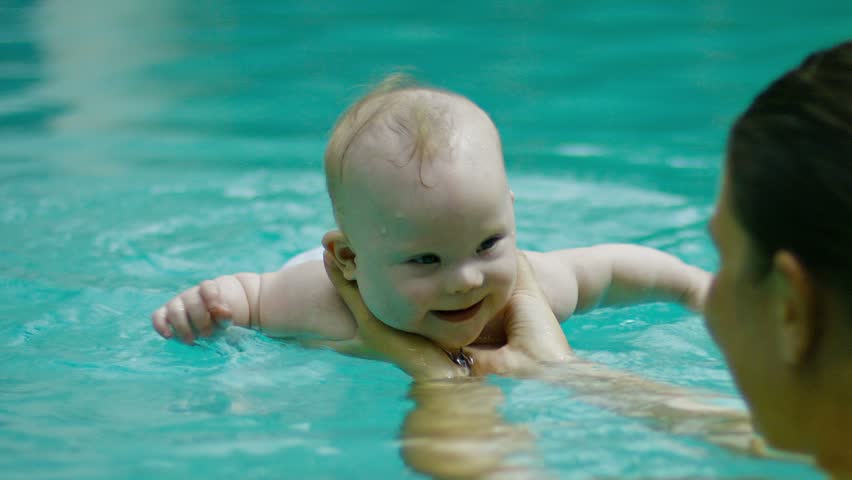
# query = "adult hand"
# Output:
<box><xmin>466</xmin><ymin>252</ymin><xmax>573</xmax><ymax>375</ymax></box>
<box><xmin>323</xmin><ymin>249</ymin><xmax>573</xmax><ymax>378</ymax></box>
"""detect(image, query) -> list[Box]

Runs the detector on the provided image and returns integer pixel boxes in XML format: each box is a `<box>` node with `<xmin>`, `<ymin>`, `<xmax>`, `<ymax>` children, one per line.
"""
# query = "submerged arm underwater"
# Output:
<box><xmin>326</xmin><ymin>250</ymin><xmax>808</xmax><ymax>463</ymax></box>
<box><xmin>401</xmin><ymin>378</ymin><xmax>545</xmax><ymax>479</ymax></box>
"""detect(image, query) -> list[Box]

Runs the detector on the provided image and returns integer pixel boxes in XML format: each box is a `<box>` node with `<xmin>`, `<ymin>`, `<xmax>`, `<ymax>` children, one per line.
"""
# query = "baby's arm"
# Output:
<box><xmin>151</xmin><ymin>260</ymin><xmax>356</xmax><ymax>344</ymax></box>
<box><xmin>526</xmin><ymin>244</ymin><xmax>711</xmax><ymax>320</ymax></box>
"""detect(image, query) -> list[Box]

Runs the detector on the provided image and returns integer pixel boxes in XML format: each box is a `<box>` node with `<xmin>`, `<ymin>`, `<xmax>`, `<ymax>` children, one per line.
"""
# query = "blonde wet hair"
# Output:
<box><xmin>324</xmin><ymin>74</ymin><xmax>476</xmax><ymax>225</ymax></box>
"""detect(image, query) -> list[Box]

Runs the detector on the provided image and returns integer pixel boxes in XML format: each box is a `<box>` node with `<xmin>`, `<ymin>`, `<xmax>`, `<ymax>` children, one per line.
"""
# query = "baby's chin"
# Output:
<box><xmin>423</xmin><ymin>326</ymin><xmax>479</xmax><ymax>350</ymax></box>
<box><xmin>427</xmin><ymin>335</ymin><xmax>470</xmax><ymax>351</ymax></box>
<box><xmin>435</xmin><ymin>318</ymin><xmax>509</xmax><ymax>351</ymax></box>
<box><xmin>419</xmin><ymin>306</ymin><xmax>504</xmax><ymax>349</ymax></box>
<box><xmin>378</xmin><ymin>319</ymin><xmax>479</xmax><ymax>351</ymax></box>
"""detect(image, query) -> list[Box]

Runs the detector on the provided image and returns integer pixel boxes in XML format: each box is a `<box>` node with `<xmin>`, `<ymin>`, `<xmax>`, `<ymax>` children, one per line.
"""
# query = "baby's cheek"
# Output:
<box><xmin>400</xmin><ymin>281</ymin><xmax>437</xmax><ymax>307</ymax></box>
<box><xmin>493</xmin><ymin>256</ymin><xmax>518</xmax><ymax>287</ymax></box>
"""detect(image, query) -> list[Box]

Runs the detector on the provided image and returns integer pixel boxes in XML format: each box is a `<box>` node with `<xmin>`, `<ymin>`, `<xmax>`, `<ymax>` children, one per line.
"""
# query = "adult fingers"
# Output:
<box><xmin>504</xmin><ymin>291</ymin><xmax>572</xmax><ymax>362</ymax></box>
<box><xmin>513</xmin><ymin>251</ymin><xmax>547</xmax><ymax>298</ymax></box>
<box><xmin>465</xmin><ymin>347</ymin><xmax>504</xmax><ymax>376</ymax></box>
<box><xmin>166</xmin><ymin>297</ymin><xmax>194</xmax><ymax>344</ymax></box>
<box><xmin>465</xmin><ymin>345</ymin><xmax>529</xmax><ymax>376</ymax></box>
<box><xmin>504</xmin><ymin>251</ymin><xmax>572</xmax><ymax>361</ymax></box>
<box><xmin>323</xmin><ymin>251</ymin><xmax>374</xmax><ymax>326</ymax></box>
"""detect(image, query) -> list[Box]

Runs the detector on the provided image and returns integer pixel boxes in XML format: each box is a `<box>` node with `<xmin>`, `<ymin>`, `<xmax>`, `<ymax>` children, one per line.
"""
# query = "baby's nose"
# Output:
<box><xmin>445</xmin><ymin>262</ymin><xmax>484</xmax><ymax>294</ymax></box>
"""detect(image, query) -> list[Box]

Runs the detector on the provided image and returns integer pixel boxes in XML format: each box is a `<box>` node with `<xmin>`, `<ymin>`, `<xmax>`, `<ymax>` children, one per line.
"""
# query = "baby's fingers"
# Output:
<box><xmin>166</xmin><ymin>297</ymin><xmax>195</xmax><ymax>344</ymax></box>
<box><xmin>687</xmin><ymin>269</ymin><xmax>712</xmax><ymax>312</ymax></box>
<box><xmin>151</xmin><ymin>306</ymin><xmax>173</xmax><ymax>339</ymax></box>
<box><xmin>183</xmin><ymin>289</ymin><xmax>215</xmax><ymax>337</ymax></box>
<box><xmin>199</xmin><ymin>280</ymin><xmax>232</xmax><ymax>323</ymax></box>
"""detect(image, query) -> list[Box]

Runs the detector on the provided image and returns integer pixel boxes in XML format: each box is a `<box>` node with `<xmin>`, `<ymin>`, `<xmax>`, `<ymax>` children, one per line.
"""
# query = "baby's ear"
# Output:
<box><xmin>322</xmin><ymin>230</ymin><xmax>358</xmax><ymax>281</ymax></box>
<box><xmin>509</xmin><ymin>190</ymin><xmax>515</xmax><ymax>203</ymax></box>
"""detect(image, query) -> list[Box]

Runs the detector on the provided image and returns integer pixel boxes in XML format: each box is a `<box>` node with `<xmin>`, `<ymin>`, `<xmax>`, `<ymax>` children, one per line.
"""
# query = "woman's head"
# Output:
<box><xmin>727</xmin><ymin>41</ymin><xmax>852</xmax><ymax>289</ymax></box>
<box><xmin>704</xmin><ymin>41</ymin><xmax>852</xmax><ymax>466</ymax></box>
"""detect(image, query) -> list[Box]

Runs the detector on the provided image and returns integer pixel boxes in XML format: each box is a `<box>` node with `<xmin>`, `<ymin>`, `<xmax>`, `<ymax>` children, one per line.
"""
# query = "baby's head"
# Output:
<box><xmin>322</xmin><ymin>77</ymin><xmax>518</xmax><ymax>348</ymax></box>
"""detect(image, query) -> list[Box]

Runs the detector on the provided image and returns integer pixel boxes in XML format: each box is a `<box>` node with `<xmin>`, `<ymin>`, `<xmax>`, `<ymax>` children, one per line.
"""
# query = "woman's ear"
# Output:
<box><xmin>771</xmin><ymin>250</ymin><xmax>819</xmax><ymax>366</ymax></box>
<box><xmin>322</xmin><ymin>230</ymin><xmax>358</xmax><ymax>281</ymax></box>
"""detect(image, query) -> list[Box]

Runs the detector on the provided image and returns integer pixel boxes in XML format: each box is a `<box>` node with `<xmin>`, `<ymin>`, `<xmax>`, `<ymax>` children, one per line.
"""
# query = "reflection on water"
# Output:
<box><xmin>402</xmin><ymin>379</ymin><xmax>542</xmax><ymax>479</ymax></box>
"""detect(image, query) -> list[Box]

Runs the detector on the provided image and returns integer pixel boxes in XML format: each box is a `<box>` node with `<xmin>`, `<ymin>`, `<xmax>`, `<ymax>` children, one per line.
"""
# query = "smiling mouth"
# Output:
<box><xmin>432</xmin><ymin>299</ymin><xmax>485</xmax><ymax>323</ymax></box>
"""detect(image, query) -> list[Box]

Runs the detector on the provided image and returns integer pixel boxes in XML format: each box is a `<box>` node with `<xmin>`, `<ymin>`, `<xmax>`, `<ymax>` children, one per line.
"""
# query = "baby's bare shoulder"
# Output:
<box><xmin>522</xmin><ymin>248</ymin><xmax>582</xmax><ymax>272</ymax></box>
<box><xmin>258</xmin><ymin>260</ymin><xmax>358</xmax><ymax>341</ymax></box>
<box><xmin>519</xmin><ymin>249</ymin><xmax>581</xmax><ymax>320</ymax></box>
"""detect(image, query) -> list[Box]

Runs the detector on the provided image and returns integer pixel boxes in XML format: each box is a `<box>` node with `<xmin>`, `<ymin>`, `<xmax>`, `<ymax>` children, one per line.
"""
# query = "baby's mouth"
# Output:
<box><xmin>432</xmin><ymin>299</ymin><xmax>485</xmax><ymax>323</ymax></box>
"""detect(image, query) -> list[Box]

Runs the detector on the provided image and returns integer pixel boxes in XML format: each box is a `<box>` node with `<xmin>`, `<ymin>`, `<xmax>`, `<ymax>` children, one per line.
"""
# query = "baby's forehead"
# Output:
<box><xmin>329</xmin><ymin>87</ymin><xmax>506</xmax><ymax>230</ymax></box>
<box><xmin>346</xmin><ymin>90</ymin><xmax>497</xmax><ymax>170</ymax></box>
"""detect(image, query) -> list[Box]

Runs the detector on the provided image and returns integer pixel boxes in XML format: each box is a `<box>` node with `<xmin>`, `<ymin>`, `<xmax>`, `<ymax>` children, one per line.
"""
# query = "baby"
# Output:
<box><xmin>151</xmin><ymin>77</ymin><xmax>710</xmax><ymax>366</ymax></box>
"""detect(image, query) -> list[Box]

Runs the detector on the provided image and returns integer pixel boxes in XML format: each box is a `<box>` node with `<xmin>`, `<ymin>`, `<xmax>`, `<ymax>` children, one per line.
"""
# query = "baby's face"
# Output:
<box><xmin>351</xmin><ymin>189</ymin><xmax>517</xmax><ymax>349</ymax></box>
<box><xmin>340</xmin><ymin>105</ymin><xmax>516</xmax><ymax>348</ymax></box>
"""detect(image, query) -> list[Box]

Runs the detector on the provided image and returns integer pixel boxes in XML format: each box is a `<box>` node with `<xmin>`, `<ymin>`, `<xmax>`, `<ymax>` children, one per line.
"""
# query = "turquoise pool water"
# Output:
<box><xmin>2</xmin><ymin>1</ymin><xmax>849</xmax><ymax>478</ymax></box>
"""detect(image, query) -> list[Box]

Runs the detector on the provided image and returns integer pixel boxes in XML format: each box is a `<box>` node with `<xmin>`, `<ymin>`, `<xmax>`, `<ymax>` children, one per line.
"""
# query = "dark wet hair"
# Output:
<box><xmin>727</xmin><ymin>40</ymin><xmax>852</xmax><ymax>286</ymax></box>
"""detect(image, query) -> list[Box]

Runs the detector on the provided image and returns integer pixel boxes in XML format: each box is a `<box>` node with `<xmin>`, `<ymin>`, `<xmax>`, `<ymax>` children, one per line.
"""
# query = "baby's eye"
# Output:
<box><xmin>407</xmin><ymin>254</ymin><xmax>441</xmax><ymax>265</ymax></box>
<box><xmin>477</xmin><ymin>235</ymin><xmax>503</xmax><ymax>254</ymax></box>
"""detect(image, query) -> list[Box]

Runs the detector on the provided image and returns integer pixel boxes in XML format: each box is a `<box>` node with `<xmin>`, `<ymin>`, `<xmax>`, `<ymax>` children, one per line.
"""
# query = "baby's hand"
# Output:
<box><xmin>151</xmin><ymin>280</ymin><xmax>233</xmax><ymax>344</ymax></box>
<box><xmin>684</xmin><ymin>268</ymin><xmax>713</xmax><ymax>312</ymax></box>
